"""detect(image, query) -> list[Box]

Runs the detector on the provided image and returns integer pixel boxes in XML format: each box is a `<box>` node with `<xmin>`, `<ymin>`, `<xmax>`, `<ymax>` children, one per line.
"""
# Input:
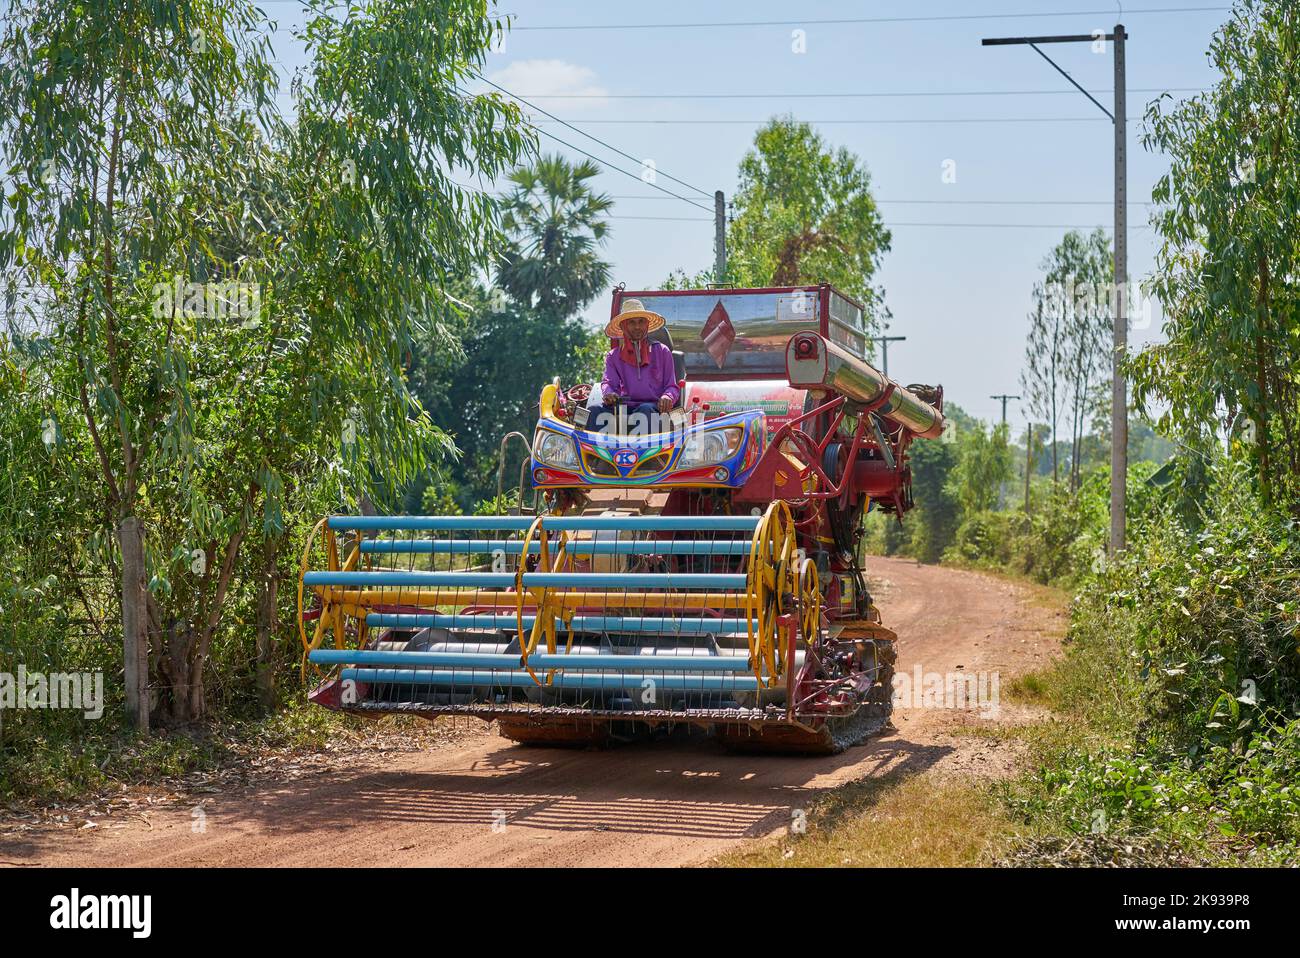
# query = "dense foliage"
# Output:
<box><xmin>1008</xmin><ymin>462</ymin><xmax>1300</xmax><ymax>861</ymax></box>
<box><xmin>0</xmin><ymin>0</ymin><xmax>529</xmax><ymax>745</ymax></box>
<box><xmin>662</xmin><ymin>117</ymin><xmax>891</xmax><ymax>333</ymax></box>
<box><xmin>1136</xmin><ymin>0</ymin><xmax>1300</xmax><ymax>510</ymax></box>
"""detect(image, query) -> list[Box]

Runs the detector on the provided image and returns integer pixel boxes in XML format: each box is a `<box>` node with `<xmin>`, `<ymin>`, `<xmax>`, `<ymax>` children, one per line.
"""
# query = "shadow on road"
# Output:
<box><xmin>220</xmin><ymin>729</ymin><xmax>955</xmax><ymax>842</ymax></box>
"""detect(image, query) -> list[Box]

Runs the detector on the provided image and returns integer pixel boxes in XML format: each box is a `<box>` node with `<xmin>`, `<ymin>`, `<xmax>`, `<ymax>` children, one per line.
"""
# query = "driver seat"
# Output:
<box><xmin>578</xmin><ymin>327</ymin><xmax>687</xmax><ymax>431</ymax></box>
<box><xmin>648</xmin><ymin>325</ymin><xmax>687</xmax><ymax>383</ymax></box>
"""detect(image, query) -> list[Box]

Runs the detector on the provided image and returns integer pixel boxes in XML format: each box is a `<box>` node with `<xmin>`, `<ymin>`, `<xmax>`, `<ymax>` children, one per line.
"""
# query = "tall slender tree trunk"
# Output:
<box><xmin>159</xmin><ymin>618</ymin><xmax>199</xmax><ymax>725</ymax></box>
<box><xmin>118</xmin><ymin>516</ymin><xmax>149</xmax><ymax>732</ymax></box>
<box><xmin>1070</xmin><ymin>424</ymin><xmax>1079</xmax><ymax>493</ymax></box>
<box><xmin>1252</xmin><ymin>352</ymin><xmax>1273</xmax><ymax>508</ymax></box>
<box><xmin>1049</xmin><ymin>388</ymin><xmax>1059</xmax><ymax>487</ymax></box>
<box><xmin>1254</xmin><ymin>255</ymin><xmax>1274</xmax><ymax>508</ymax></box>
<box><xmin>1024</xmin><ymin>425</ymin><xmax>1033</xmax><ymax>514</ymax></box>
<box><xmin>255</xmin><ymin>538</ymin><xmax>281</xmax><ymax>712</ymax></box>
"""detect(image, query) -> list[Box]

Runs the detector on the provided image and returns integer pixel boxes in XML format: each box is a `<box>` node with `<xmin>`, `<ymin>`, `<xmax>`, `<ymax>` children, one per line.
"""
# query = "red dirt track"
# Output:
<box><xmin>0</xmin><ymin>557</ymin><xmax>1063</xmax><ymax>868</ymax></box>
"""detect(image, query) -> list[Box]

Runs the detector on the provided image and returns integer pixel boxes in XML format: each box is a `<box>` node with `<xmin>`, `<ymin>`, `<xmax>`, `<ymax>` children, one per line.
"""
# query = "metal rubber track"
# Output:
<box><xmin>343</xmin><ymin>700</ymin><xmax>792</xmax><ymax>728</ymax></box>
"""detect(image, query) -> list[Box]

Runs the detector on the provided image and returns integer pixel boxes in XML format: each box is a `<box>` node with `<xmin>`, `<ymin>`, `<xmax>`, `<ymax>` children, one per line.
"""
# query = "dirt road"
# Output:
<box><xmin>1</xmin><ymin>558</ymin><xmax>1064</xmax><ymax>868</ymax></box>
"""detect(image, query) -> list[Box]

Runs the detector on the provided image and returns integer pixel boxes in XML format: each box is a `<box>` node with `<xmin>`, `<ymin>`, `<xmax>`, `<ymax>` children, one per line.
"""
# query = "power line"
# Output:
<box><xmin>452</xmin><ymin>155</ymin><xmax>711</xmax><ymax>216</ymax></box>
<box><xmin>877</xmin><ymin>199</ymin><xmax>1155</xmax><ymax>206</ymax></box>
<box><xmin>606</xmin><ymin>195</ymin><xmax>1155</xmax><ymax>205</ymax></box>
<box><xmin>886</xmin><ymin>222</ymin><xmax>1153</xmax><ymax>229</ymax></box>
<box><xmin>500</xmin><ymin>87</ymin><xmax>1202</xmax><ymax>99</ymax></box>
<box><xmin>531</xmin><ymin>117</ymin><xmax>1116</xmax><ymax>125</ymax></box>
<box><xmin>474</xmin><ymin>74</ymin><xmax>714</xmax><ymax>198</ymax></box>
<box><xmin>454</xmin><ymin>85</ymin><xmax>713</xmax><ymax>212</ymax></box>
<box><xmin>509</xmin><ymin>8</ymin><xmax>1228</xmax><ymax>30</ymax></box>
<box><xmin>535</xmin><ymin>129</ymin><xmax>713</xmax><ymax>212</ymax></box>
<box><xmin>609</xmin><ymin>217</ymin><xmax>1153</xmax><ymax>228</ymax></box>
<box><xmin>517</xmin><ymin>124</ymin><xmax>714</xmax><ymax>213</ymax></box>
<box><xmin>450</xmin><ymin>193</ymin><xmax>1156</xmax><ymax>224</ymax></box>
<box><xmin>253</xmin><ymin>1</ymin><xmax>1224</xmax><ymax>17</ymax></box>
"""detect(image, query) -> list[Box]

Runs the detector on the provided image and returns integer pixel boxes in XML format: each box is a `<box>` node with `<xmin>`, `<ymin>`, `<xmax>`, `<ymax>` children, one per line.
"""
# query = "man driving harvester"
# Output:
<box><xmin>592</xmin><ymin>297</ymin><xmax>681</xmax><ymax>433</ymax></box>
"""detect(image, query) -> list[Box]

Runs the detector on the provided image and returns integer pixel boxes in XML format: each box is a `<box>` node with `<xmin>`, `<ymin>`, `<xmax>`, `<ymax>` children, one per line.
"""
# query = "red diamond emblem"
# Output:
<box><xmin>702</xmin><ymin>300</ymin><xmax>735</xmax><ymax>368</ymax></box>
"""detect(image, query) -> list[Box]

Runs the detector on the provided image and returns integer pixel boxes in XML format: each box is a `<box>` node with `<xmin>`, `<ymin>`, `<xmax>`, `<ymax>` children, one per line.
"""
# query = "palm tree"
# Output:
<box><xmin>496</xmin><ymin>154</ymin><xmax>613</xmax><ymax>320</ymax></box>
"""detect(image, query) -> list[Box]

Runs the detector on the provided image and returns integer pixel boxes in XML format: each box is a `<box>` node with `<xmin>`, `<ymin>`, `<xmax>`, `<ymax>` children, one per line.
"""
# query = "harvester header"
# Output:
<box><xmin>299</xmin><ymin>283</ymin><xmax>945</xmax><ymax>754</ymax></box>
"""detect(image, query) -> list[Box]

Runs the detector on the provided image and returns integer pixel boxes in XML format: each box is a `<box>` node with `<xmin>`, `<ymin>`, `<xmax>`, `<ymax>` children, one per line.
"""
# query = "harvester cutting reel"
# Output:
<box><xmin>296</xmin><ymin>502</ymin><xmax>896</xmax><ymax>754</ymax></box>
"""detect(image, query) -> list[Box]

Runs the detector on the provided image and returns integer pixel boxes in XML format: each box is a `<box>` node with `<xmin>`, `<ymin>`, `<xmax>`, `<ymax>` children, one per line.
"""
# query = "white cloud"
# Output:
<box><xmin>482</xmin><ymin>59</ymin><xmax>608</xmax><ymax>111</ymax></box>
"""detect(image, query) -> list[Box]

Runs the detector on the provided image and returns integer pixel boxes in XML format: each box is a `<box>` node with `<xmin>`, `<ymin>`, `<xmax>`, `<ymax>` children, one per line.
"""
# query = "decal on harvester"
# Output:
<box><xmin>587</xmin><ymin>441</ymin><xmax>673</xmax><ymax>479</ymax></box>
<box><xmin>702</xmin><ymin>300</ymin><xmax>736</xmax><ymax>368</ymax></box>
<box><xmin>685</xmin><ymin>382</ymin><xmax>804</xmax><ymax>435</ymax></box>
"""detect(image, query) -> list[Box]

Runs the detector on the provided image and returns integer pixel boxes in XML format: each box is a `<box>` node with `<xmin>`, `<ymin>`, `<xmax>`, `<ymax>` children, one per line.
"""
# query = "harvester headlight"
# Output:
<box><xmin>680</xmin><ymin>426</ymin><xmax>744</xmax><ymax>467</ymax></box>
<box><xmin>534</xmin><ymin>430</ymin><xmax>579</xmax><ymax>468</ymax></box>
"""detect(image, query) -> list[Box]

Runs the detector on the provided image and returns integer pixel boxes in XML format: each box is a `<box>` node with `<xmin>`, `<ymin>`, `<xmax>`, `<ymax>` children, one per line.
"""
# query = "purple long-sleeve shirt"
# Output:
<box><xmin>601</xmin><ymin>341</ymin><xmax>680</xmax><ymax>405</ymax></box>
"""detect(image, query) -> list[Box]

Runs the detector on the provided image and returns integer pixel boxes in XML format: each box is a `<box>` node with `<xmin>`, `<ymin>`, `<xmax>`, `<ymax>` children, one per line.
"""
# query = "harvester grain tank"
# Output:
<box><xmin>299</xmin><ymin>284</ymin><xmax>944</xmax><ymax>753</ymax></box>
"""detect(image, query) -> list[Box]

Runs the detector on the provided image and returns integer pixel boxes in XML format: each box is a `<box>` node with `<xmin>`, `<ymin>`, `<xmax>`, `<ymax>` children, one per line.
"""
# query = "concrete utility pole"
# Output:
<box><xmin>714</xmin><ymin>190</ymin><xmax>727</xmax><ymax>282</ymax></box>
<box><xmin>982</xmin><ymin>24</ymin><xmax>1128</xmax><ymax>555</ymax></box>
<box><xmin>1025</xmin><ymin>423</ymin><xmax>1033</xmax><ymax>514</ymax></box>
<box><xmin>990</xmin><ymin>393</ymin><xmax>1021</xmax><ymax>425</ymax></box>
<box><xmin>1111</xmin><ymin>25</ymin><xmax>1128</xmax><ymax>556</ymax></box>
<box><xmin>869</xmin><ymin>335</ymin><xmax>906</xmax><ymax>378</ymax></box>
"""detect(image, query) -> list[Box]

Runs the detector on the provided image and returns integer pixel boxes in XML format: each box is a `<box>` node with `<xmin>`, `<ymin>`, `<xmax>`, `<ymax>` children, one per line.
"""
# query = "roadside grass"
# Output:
<box><xmin>991</xmin><ymin>622</ymin><xmax>1300</xmax><ymax>866</ymax></box>
<box><xmin>937</xmin><ymin>556</ymin><xmax>1076</xmax><ymax>604</ymax></box>
<box><xmin>865</xmin><ymin>474</ymin><xmax>1300</xmax><ymax>867</ymax></box>
<box><xmin>715</xmin><ymin>770</ymin><xmax>1013</xmax><ymax>867</ymax></box>
<box><xmin>715</xmin><ymin>554</ymin><xmax>1300</xmax><ymax>869</ymax></box>
<box><xmin>715</xmin><ymin>565</ymin><xmax>1071</xmax><ymax>869</ymax></box>
<box><xmin>0</xmin><ymin>700</ymin><xmax>460</xmax><ymax>806</ymax></box>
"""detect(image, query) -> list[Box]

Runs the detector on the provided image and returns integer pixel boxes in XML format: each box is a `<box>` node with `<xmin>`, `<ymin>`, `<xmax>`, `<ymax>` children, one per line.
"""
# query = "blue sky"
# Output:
<box><xmin>272</xmin><ymin>1</ymin><xmax>1231</xmax><ymax>428</ymax></box>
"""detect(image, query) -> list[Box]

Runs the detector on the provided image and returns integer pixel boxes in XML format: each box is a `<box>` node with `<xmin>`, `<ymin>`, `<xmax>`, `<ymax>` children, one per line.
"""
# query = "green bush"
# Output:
<box><xmin>942</xmin><ymin>463</ymin><xmax>1163</xmax><ymax>586</ymax></box>
<box><xmin>1072</xmin><ymin>464</ymin><xmax>1300</xmax><ymax>753</ymax></box>
<box><xmin>1013</xmin><ymin>719</ymin><xmax>1300</xmax><ymax>854</ymax></box>
<box><xmin>944</xmin><ymin>492</ymin><xmax>1094</xmax><ymax>586</ymax></box>
<box><xmin>1005</xmin><ymin>459</ymin><xmax>1300</xmax><ymax>861</ymax></box>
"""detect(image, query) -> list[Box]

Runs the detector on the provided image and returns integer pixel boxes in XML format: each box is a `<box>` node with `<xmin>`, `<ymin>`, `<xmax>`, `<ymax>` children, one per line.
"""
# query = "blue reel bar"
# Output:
<box><xmin>306</xmin><ymin>513</ymin><xmax>774</xmax><ymax>709</ymax></box>
<box><xmin>327</xmin><ymin>515</ymin><xmax>760</xmax><ymax>532</ymax></box>
<box><xmin>340</xmin><ymin>668</ymin><xmax>761</xmax><ymax>692</ymax></box>
<box><xmin>303</xmin><ymin>570</ymin><xmax>746</xmax><ymax>590</ymax></box>
<box><xmin>311</xmin><ymin>649</ymin><xmax>754</xmax><ymax>671</ymax></box>
<box><xmin>360</xmin><ymin>539</ymin><xmax>751</xmax><ymax>555</ymax></box>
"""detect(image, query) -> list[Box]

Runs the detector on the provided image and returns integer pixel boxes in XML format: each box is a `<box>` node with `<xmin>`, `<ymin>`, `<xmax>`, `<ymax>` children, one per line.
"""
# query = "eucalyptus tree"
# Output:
<box><xmin>1137</xmin><ymin>0</ymin><xmax>1300</xmax><ymax>510</ymax></box>
<box><xmin>1050</xmin><ymin>229</ymin><xmax>1113</xmax><ymax>491</ymax></box>
<box><xmin>946</xmin><ymin>420</ymin><xmax>1014</xmax><ymax>518</ymax></box>
<box><xmin>726</xmin><ymin>117</ymin><xmax>891</xmax><ymax>327</ymax></box>
<box><xmin>1022</xmin><ymin>283</ymin><xmax>1065</xmax><ymax>485</ymax></box>
<box><xmin>1022</xmin><ymin>229</ymin><xmax>1113</xmax><ymax>490</ymax></box>
<box><xmin>0</xmin><ymin>0</ymin><xmax>529</xmax><ymax>726</ymax></box>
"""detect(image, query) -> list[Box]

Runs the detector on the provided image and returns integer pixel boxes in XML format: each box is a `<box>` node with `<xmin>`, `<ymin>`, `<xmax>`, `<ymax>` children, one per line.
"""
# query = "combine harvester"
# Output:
<box><xmin>299</xmin><ymin>284</ymin><xmax>944</xmax><ymax>753</ymax></box>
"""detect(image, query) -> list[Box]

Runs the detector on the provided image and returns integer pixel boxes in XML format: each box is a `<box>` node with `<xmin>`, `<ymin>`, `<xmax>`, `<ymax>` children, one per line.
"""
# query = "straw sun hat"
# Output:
<box><xmin>604</xmin><ymin>298</ymin><xmax>666</xmax><ymax>338</ymax></box>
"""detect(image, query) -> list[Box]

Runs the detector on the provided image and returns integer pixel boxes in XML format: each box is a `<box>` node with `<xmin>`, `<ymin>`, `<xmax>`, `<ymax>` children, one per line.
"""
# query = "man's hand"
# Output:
<box><xmin>657</xmin><ymin>396</ymin><xmax>672</xmax><ymax>413</ymax></box>
<box><xmin>603</xmin><ymin>392</ymin><xmax>618</xmax><ymax>406</ymax></box>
